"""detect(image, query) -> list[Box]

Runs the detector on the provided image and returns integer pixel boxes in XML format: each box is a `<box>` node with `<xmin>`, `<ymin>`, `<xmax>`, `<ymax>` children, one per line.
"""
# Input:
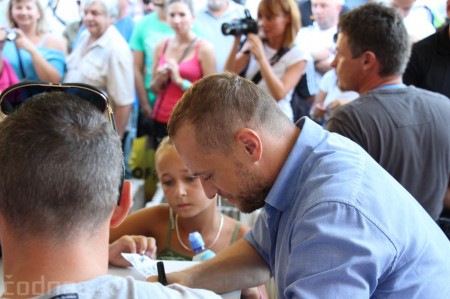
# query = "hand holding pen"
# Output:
<box><xmin>108</xmin><ymin>235</ymin><xmax>157</xmax><ymax>267</ymax></box>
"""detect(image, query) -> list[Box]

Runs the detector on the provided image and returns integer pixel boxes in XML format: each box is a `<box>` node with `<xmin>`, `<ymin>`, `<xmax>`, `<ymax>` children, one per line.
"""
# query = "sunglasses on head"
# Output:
<box><xmin>0</xmin><ymin>82</ymin><xmax>124</xmax><ymax>204</ymax></box>
<box><xmin>0</xmin><ymin>82</ymin><xmax>116</xmax><ymax>129</ymax></box>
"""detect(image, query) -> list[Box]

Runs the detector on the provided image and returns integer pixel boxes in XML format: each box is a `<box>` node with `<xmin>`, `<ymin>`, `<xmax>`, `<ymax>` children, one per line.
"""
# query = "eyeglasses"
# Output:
<box><xmin>0</xmin><ymin>82</ymin><xmax>124</xmax><ymax>204</ymax></box>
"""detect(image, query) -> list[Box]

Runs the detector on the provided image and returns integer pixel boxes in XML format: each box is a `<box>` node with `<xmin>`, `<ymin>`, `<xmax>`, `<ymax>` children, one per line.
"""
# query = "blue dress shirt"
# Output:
<box><xmin>245</xmin><ymin>117</ymin><xmax>450</xmax><ymax>298</ymax></box>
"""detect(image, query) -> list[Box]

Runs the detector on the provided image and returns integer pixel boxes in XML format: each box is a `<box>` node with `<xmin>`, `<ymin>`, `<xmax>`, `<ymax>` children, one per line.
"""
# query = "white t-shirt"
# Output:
<box><xmin>245</xmin><ymin>44</ymin><xmax>309</xmax><ymax>121</ymax></box>
<box><xmin>296</xmin><ymin>23</ymin><xmax>337</xmax><ymax>95</ymax></box>
<box><xmin>32</xmin><ymin>275</ymin><xmax>221</xmax><ymax>299</ymax></box>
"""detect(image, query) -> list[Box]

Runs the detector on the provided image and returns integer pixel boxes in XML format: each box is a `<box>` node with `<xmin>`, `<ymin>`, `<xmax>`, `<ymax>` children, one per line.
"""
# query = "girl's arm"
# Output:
<box><xmin>224</xmin><ymin>35</ymin><xmax>250</xmax><ymax>74</ymax></box>
<box><xmin>150</xmin><ymin>41</ymin><xmax>171</xmax><ymax>94</ymax></box>
<box><xmin>109</xmin><ymin>204</ymin><xmax>168</xmax><ymax>243</ymax></box>
<box><xmin>133</xmin><ymin>50</ymin><xmax>152</xmax><ymax>119</ymax></box>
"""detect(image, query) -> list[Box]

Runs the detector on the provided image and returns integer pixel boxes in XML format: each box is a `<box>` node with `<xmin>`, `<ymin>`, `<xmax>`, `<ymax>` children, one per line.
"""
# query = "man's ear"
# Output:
<box><xmin>361</xmin><ymin>50</ymin><xmax>377</xmax><ymax>70</ymax></box>
<box><xmin>235</xmin><ymin>128</ymin><xmax>262</xmax><ymax>162</ymax></box>
<box><xmin>110</xmin><ymin>180</ymin><xmax>133</xmax><ymax>228</ymax></box>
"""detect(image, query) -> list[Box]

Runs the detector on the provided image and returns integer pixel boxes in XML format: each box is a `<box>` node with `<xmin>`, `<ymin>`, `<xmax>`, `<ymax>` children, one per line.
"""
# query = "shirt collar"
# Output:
<box><xmin>265</xmin><ymin>117</ymin><xmax>328</xmax><ymax>211</ymax></box>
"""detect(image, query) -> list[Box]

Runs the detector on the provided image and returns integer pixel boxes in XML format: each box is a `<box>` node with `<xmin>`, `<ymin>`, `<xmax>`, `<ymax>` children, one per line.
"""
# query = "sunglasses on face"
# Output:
<box><xmin>0</xmin><ymin>82</ymin><xmax>124</xmax><ymax>204</ymax></box>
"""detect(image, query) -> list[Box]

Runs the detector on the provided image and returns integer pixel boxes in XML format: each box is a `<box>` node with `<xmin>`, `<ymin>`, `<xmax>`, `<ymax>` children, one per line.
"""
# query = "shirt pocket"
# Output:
<box><xmin>80</xmin><ymin>55</ymin><xmax>106</xmax><ymax>88</ymax></box>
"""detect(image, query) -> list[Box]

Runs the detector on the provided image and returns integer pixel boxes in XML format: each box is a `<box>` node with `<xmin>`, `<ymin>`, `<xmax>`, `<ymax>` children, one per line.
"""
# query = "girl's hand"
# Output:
<box><xmin>166</xmin><ymin>58</ymin><xmax>182</xmax><ymax>86</ymax></box>
<box><xmin>151</xmin><ymin>64</ymin><xmax>171</xmax><ymax>93</ymax></box>
<box><xmin>12</xmin><ymin>28</ymin><xmax>36</xmax><ymax>53</ymax></box>
<box><xmin>109</xmin><ymin>235</ymin><xmax>157</xmax><ymax>267</ymax></box>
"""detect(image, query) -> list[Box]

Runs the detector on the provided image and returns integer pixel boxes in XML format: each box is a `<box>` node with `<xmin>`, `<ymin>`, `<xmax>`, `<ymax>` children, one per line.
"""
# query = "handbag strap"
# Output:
<box><xmin>250</xmin><ymin>47</ymin><xmax>290</xmax><ymax>85</ymax></box>
<box><xmin>152</xmin><ymin>37</ymin><xmax>198</xmax><ymax>120</ymax></box>
<box><xmin>177</xmin><ymin>37</ymin><xmax>197</xmax><ymax>63</ymax></box>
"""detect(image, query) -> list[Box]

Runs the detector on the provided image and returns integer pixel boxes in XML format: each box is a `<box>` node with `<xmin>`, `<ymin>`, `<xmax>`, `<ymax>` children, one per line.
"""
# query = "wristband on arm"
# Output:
<box><xmin>181</xmin><ymin>79</ymin><xmax>192</xmax><ymax>91</ymax></box>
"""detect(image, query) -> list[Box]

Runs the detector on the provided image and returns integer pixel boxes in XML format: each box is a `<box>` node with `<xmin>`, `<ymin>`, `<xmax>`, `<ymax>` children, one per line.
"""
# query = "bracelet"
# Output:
<box><xmin>181</xmin><ymin>79</ymin><xmax>192</xmax><ymax>91</ymax></box>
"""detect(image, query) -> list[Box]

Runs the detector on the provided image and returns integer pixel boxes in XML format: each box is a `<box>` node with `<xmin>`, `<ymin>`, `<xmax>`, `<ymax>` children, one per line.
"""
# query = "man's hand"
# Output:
<box><xmin>109</xmin><ymin>235</ymin><xmax>157</xmax><ymax>267</ymax></box>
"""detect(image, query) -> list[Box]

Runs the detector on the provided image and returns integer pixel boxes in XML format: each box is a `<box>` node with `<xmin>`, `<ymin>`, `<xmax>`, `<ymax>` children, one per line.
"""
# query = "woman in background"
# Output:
<box><xmin>150</xmin><ymin>0</ymin><xmax>216</xmax><ymax>144</ymax></box>
<box><xmin>3</xmin><ymin>0</ymin><xmax>66</xmax><ymax>82</ymax></box>
<box><xmin>225</xmin><ymin>0</ymin><xmax>307</xmax><ymax>122</ymax></box>
<box><xmin>131</xmin><ymin>0</ymin><xmax>173</xmax><ymax>120</ymax></box>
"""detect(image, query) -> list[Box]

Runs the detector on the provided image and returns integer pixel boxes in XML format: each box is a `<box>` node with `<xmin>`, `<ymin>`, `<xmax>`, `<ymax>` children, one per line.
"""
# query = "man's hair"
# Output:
<box><xmin>338</xmin><ymin>2</ymin><xmax>411</xmax><ymax>76</ymax></box>
<box><xmin>258</xmin><ymin>0</ymin><xmax>301</xmax><ymax>48</ymax></box>
<box><xmin>168</xmin><ymin>72</ymin><xmax>292</xmax><ymax>154</ymax></box>
<box><xmin>84</xmin><ymin>0</ymin><xmax>119</xmax><ymax>20</ymax></box>
<box><xmin>0</xmin><ymin>92</ymin><xmax>123</xmax><ymax>240</ymax></box>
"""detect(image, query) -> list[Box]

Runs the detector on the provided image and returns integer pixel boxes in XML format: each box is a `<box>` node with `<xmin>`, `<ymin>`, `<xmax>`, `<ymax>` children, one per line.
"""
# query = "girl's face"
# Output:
<box><xmin>167</xmin><ymin>2</ymin><xmax>194</xmax><ymax>34</ymax></box>
<box><xmin>257</xmin><ymin>7</ymin><xmax>290</xmax><ymax>40</ymax></box>
<box><xmin>156</xmin><ymin>146</ymin><xmax>213</xmax><ymax>218</ymax></box>
<box><xmin>11</xmin><ymin>0</ymin><xmax>41</xmax><ymax>28</ymax></box>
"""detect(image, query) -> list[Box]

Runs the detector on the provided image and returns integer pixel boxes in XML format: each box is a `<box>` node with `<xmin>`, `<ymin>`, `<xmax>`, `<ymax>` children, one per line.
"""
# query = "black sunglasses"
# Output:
<box><xmin>0</xmin><ymin>82</ymin><xmax>124</xmax><ymax>204</ymax></box>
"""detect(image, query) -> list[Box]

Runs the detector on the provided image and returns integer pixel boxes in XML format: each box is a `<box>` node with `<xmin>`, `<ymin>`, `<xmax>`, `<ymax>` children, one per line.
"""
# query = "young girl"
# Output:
<box><xmin>110</xmin><ymin>136</ymin><xmax>266</xmax><ymax>298</ymax></box>
<box><xmin>110</xmin><ymin>136</ymin><xmax>248</xmax><ymax>258</ymax></box>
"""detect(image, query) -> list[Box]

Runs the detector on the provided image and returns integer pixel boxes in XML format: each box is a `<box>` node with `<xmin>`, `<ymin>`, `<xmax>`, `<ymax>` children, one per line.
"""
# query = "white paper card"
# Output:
<box><xmin>121</xmin><ymin>253</ymin><xmax>158</xmax><ymax>277</ymax></box>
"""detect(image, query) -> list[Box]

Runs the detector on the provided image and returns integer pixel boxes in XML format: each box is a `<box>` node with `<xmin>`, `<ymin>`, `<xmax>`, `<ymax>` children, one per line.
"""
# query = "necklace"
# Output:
<box><xmin>175</xmin><ymin>213</ymin><xmax>224</xmax><ymax>252</ymax></box>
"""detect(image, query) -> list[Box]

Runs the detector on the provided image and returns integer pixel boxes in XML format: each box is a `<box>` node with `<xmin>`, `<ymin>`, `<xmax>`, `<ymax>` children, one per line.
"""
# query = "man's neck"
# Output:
<box><xmin>2</xmin><ymin>233</ymin><xmax>109</xmax><ymax>299</ymax></box>
<box><xmin>358</xmin><ymin>75</ymin><xmax>404</xmax><ymax>95</ymax></box>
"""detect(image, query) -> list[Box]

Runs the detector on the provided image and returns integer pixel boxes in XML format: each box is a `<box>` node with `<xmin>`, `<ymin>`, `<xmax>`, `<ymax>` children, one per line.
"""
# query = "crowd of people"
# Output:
<box><xmin>1</xmin><ymin>0</ymin><xmax>450</xmax><ymax>298</ymax></box>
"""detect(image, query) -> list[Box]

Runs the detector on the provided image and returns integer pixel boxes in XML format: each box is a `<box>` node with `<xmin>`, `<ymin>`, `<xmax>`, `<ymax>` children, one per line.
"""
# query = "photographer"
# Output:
<box><xmin>3</xmin><ymin>0</ymin><xmax>66</xmax><ymax>82</ymax></box>
<box><xmin>224</xmin><ymin>0</ymin><xmax>307</xmax><ymax>122</ymax></box>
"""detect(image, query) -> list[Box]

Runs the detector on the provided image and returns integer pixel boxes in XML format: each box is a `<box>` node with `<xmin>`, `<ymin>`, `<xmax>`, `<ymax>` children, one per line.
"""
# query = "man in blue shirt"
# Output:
<box><xmin>143</xmin><ymin>63</ymin><xmax>450</xmax><ymax>298</ymax></box>
<box><xmin>145</xmin><ymin>68</ymin><xmax>450</xmax><ymax>297</ymax></box>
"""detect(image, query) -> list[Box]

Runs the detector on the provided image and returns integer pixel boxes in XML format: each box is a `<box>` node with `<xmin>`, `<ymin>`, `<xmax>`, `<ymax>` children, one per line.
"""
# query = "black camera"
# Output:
<box><xmin>221</xmin><ymin>9</ymin><xmax>258</xmax><ymax>36</ymax></box>
<box><xmin>6</xmin><ymin>29</ymin><xmax>17</xmax><ymax>41</ymax></box>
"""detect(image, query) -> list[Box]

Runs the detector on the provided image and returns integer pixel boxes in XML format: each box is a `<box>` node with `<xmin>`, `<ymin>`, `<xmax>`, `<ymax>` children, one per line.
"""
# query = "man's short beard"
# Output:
<box><xmin>237</xmin><ymin>186</ymin><xmax>270</xmax><ymax>213</ymax></box>
<box><xmin>234</xmin><ymin>160</ymin><xmax>271</xmax><ymax>214</ymax></box>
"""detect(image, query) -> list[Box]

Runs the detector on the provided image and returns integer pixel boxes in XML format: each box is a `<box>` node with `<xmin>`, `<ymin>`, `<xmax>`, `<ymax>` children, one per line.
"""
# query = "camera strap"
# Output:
<box><xmin>13</xmin><ymin>43</ymin><xmax>27</xmax><ymax>80</ymax></box>
<box><xmin>250</xmin><ymin>47</ymin><xmax>291</xmax><ymax>85</ymax></box>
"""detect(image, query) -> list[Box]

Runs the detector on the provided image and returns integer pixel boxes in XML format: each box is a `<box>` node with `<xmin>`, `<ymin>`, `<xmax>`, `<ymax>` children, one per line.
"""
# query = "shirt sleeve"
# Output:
<box><xmin>129</xmin><ymin>17</ymin><xmax>146</xmax><ymax>52</ymax></box>
<box><xmin>42</xmin><ymin>48</ymin><xmax>66</xmax><ymax>81</ymax></box>
<box><xmin>107</xmin><ymin>44</ymin><xmax>135</xmax><ymax>106</ymax></box>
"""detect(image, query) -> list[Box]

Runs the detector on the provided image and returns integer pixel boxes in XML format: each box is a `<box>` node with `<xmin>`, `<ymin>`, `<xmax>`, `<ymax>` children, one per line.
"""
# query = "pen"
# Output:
<box><xmin>157</xmin><ymin>261</ymin><xmax>168</xmax><ymax>286</ymax></box>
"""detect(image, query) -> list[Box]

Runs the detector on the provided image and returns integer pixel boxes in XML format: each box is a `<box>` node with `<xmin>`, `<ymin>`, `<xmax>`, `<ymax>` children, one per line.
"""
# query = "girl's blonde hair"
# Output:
<box><xmin>155</xmin><ymin>136</ymin><xmax>174</xmax><ymax>167</ymax></box>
